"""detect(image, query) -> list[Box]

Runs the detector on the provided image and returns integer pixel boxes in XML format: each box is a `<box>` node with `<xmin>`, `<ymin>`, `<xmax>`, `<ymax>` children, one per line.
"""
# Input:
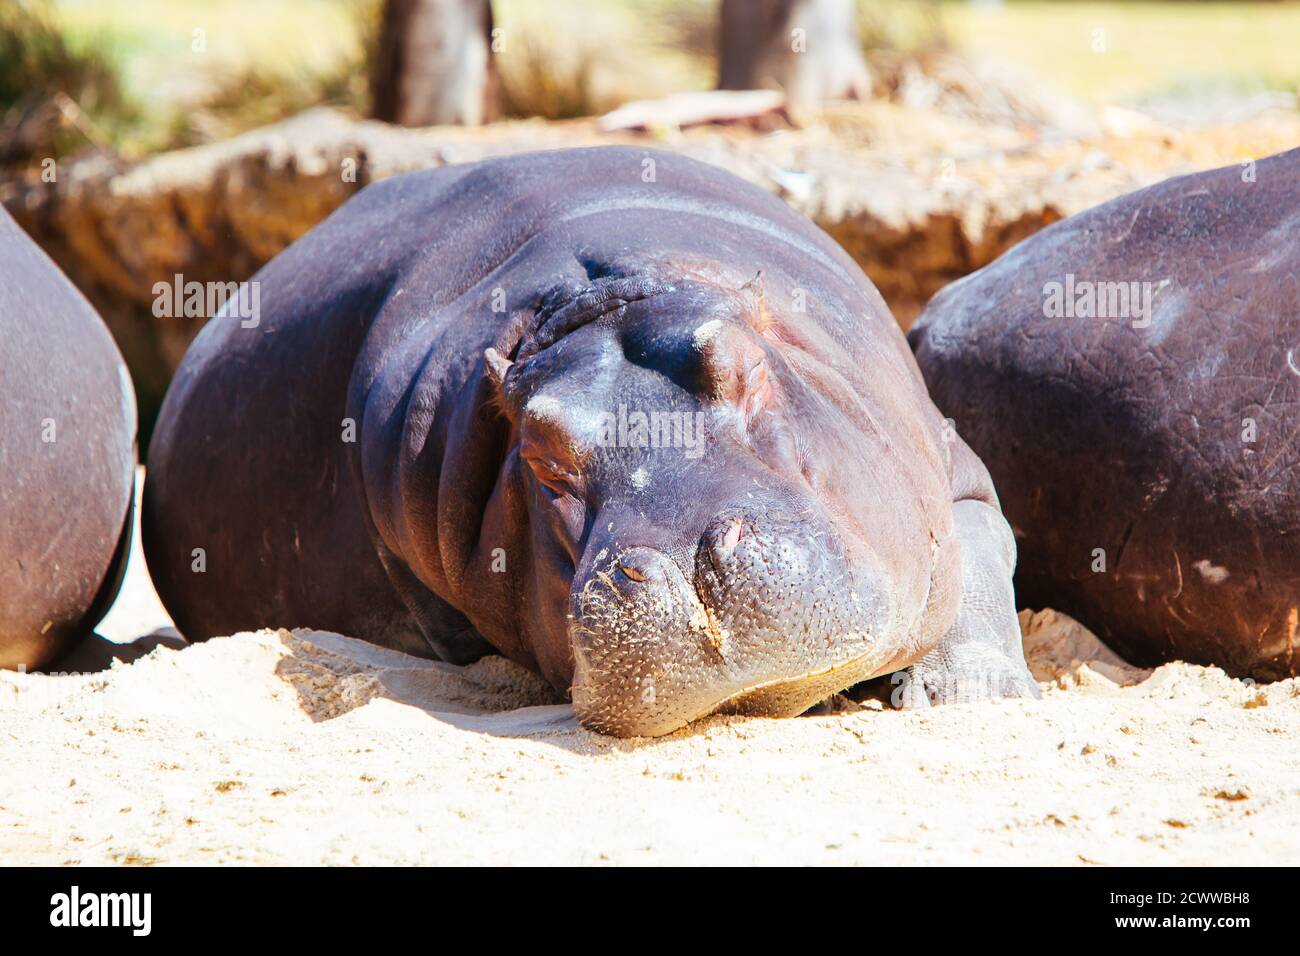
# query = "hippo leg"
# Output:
<box><xmin>900</xmin><ymin>499</ymin><xmax>1039</xmax><ymax>708</ymax></box>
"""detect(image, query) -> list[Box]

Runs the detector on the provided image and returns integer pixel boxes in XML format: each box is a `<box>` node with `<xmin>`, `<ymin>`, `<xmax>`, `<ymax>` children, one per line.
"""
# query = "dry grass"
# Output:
<box><xmin>173</xmin><ymin>0</ymin><xmax>378</xmax><ymax>146</ymax></box>
<box><xmin>0</xmin><ymin>0</ymin><xmax>135</xmax><ymax>165</ymax></box>
<box><xmin>495</xmin><ymin>34</ymin><xmax>607</xmax><ymax>121</ymax></box>
<box><xmin>492</xmin><ymin>0</ymin><xmax>707</xmax><ymax>118</ymax></box>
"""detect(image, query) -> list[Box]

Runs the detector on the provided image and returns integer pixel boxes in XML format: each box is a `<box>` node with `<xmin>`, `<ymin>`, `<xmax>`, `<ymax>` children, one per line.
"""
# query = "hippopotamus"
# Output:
<box><xmin>0</xmin><ymin>207</ymin><xmax>137</xmax><ymax>670</ymax></box>
<box><xmin>143</xmin><ymin>146</ymin><xmax>1036</xmax><ymax>735</ymax></box>
<box><xmin>910</xmin><ymin>146</ymin><xmax>1300</xmax><ymax>682</ymax></box>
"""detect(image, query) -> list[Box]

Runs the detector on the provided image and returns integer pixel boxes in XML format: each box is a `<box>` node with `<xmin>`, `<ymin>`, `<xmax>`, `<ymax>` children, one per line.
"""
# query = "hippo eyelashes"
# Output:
<box><xmin>517</xmin><ymin>402</ymin><xmax>589</xmax><ymax>498</ymax></box>
<box><xmin>523</xmin><ymin>449</ymin><xmax>587</xmax><ymax>517</ymax></box>
<box><xmin>522</xmin><ymin>453</ymin><xmax>583</xmax><ymax>498</ymax></box>
<box><xmin>519</xmin><ymin>443</ymin><xmax>588</xmax><ymax>547</ymax></box>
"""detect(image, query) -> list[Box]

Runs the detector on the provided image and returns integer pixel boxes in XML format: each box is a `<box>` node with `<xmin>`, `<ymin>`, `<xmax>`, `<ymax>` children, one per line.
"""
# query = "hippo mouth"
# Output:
<box><xmin>569</xmin><ymin>551</ymin><xmax>891</xmax><ymax>736</ymax></box>
<box><xmin>570</xmin><ymin>622</ymin><xmax>886</xmax><ymax>737</ymax></box>
<box><xmin>712</xmin><ymin>646</ymin><xmax>883</xmax><ymax>718</ymax></box>
<box><xmin>567</xmin><ymin>503</ymin><xmax>900</xmax><ymax>735</ymax></box>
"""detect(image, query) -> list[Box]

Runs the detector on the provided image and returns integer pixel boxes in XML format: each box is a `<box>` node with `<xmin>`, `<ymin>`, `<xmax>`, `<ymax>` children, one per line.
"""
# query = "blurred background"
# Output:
<box><xmin>2</xmin><ymin>0</ymin><xmax>1298</xmax><ymax>442</ymax></box>
<box><xmin>5</xmin><ymin>0</ymin><xmax>1300</xmax><ymax>156</ymax></box>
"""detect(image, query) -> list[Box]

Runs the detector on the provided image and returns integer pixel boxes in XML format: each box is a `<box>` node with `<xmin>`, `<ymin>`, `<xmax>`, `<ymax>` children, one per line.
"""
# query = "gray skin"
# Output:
<box><xmin>0</xmin><ymin>207</ymin><xmax>136</xmax><ymax>670</ymax></box>
<box><xmin>910</xmin><ymin>147</ymin><xmax>1300</xmax><ymax>682</ymax></box>
<box><xmin>144</xmin><ymin>146</ymin><xmax>1036</xmax><ymax>736</ymax></box>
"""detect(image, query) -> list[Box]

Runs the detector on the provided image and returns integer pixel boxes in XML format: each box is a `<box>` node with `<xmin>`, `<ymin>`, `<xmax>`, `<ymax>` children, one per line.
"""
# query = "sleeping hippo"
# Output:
<box><xmin>910</xmin><ymin>147</ymin><xmax>1300</xmax><ymax>682</ymax></box>
<box><xmin>143</xmin><ymin>146</ymin><xmax>1037</xmax><ymax>735</ymax></box>
<box><xmin>0</xmin><ymin>207</ymin><xmax>137</xmax><ymax>670</ymax></box>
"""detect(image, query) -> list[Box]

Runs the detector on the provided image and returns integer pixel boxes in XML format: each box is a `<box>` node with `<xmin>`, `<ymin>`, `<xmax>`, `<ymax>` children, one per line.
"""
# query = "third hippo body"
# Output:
<box><xmin>910</xmin><ymin>147</ymin><xmax>1300</xmax><ymax>682</ymax></box>
<box><xmin>0</xmin><ymin>207</ymin><xmax>136</xmax><ymax>670</ymax></box>
<box><xmin>144</xmin><ymin>146</ymin><xmax>1035</xmax><ymax>735</ymax></box>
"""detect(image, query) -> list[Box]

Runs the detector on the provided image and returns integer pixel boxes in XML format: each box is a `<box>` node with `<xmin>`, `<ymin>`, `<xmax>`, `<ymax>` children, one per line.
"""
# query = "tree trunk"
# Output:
<box><xmin>718</xmin><ymin>0</ymin><xmax>871</xmax><ymax>112</ymax></box>
<box><xmin>371</xmin><ymin>0</ymin><xmax>497</xmax><ymax>126</ymax></box>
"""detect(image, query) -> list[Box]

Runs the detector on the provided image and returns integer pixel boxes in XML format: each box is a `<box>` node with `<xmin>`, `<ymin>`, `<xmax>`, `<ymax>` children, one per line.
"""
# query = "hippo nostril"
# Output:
<box><xmin>617</xmin><ymin>561</ymin><xmax>647</xmax><ymax>583</ymax></box>
<box><xmin>702</xmin><ymin>515</ymin><xmax>753</xmax><ymax>578</ymax></box>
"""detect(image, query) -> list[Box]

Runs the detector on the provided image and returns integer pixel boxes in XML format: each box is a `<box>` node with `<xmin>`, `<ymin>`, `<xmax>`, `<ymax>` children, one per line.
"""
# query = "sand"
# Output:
<box><xmin>2</xmin><ymin>482</ymin><xmax>1298</xmax><ymax>865</ymax></box>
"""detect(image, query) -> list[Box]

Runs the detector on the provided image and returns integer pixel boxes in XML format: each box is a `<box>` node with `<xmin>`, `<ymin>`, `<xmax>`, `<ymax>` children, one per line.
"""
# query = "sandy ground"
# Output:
<box><xmin>2</xmin><ymin>477</ymin><xmax>1298</xmax><ymax>865</ymax></box>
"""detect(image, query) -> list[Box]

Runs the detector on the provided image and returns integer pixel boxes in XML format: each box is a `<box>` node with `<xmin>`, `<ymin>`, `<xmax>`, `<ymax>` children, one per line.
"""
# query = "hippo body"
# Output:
<box><xmin>910</xmin><ymin>147</ymin><xmax>1300</xmax><ymax>681</ymax></box>
<box><xmin>0</xmin><ymin>208</ymin><xmax>137</xmax><ymax>670</ymax></box>
<box><xmin>144</xmin><ymin>146</ymin><xmax>1035</xmax><ymax>734</ymax></box>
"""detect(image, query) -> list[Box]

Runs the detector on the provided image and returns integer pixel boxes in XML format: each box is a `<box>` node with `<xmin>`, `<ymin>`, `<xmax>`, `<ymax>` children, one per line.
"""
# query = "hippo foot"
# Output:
<box><xmin>896</xmin><ymin>498</ymin><xmax>1040</xmax><ymax>710</ymax></box>
<box><xmin>897</xmin><ymin>644</ymin><xmax>1039</xmax><ymax>709</ymax></box>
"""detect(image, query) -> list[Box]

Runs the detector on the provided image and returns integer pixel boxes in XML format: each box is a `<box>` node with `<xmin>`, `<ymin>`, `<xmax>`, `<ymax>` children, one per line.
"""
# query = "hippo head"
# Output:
<box><xmin>481</xmin><ymin>273</ymin><xmax>921</xmax><ymax>735</ymax></box>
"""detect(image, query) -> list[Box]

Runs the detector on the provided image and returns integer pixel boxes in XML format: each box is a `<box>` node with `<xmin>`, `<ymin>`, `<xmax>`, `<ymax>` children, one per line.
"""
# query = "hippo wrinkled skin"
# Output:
<box><xmin>144</xmin><ymin>146</ymin><xmax>1036</xmax><ymax>735</ymax></box>
<box><xmin>911</xmin><ymin>147</ymin><xmax>1300</xmax><ymax>682</ymax></box>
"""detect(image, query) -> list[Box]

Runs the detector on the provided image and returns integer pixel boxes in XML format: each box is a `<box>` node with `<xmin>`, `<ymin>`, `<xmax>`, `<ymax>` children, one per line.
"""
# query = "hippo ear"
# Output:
<box><xmin>739</xmin><ymin>357</ymin><xmax>774</xmax><ymax>422</ymax></box>
<box><xmin>693</xmin><ymin>320</ymin><xmax>774</xmax><ymax>422</ymax></box>
<box><xmin>483</xmin><ymin>347</ymin><xmax>514</xmax><ymax>394</ymax></box>
<box><xmin>739</xmin><ymin>270</ymin><xmax>775</xmax><ymax>336</ymax></box>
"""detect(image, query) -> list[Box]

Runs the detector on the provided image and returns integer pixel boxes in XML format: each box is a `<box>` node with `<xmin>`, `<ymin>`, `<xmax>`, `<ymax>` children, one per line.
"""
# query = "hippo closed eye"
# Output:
<box><xmin>143</xmin><ymin>146</ymin><xmax>1037</xmax><ymax>736</ymax></box>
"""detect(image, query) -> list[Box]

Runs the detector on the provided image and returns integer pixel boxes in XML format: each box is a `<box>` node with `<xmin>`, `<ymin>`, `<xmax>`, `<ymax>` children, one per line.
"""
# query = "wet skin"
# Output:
<box><xmin>145</xmin><ymin>147</ymin><xmax>1036</xmax><ymax>735</ymax></box>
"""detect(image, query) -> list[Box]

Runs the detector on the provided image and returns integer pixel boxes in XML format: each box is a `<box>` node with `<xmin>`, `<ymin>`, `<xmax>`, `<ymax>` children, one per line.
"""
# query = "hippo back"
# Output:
<box><xmin>910</xmin><ymin>147</ymin><xmax>1300</xmax><ymax>680</ymax></box>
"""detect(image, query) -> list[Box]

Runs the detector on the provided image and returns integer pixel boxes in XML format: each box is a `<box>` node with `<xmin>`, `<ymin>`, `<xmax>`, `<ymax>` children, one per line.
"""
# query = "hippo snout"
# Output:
<box><xmin>570</xmin><ymin>511</ymin><xmax>891</xmax><ymax>736</ymax></box>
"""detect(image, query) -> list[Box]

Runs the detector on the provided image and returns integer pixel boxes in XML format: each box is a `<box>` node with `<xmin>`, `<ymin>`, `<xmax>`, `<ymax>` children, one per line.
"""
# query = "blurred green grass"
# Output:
<box><xmin>14</xmin><ymin>0</ymin><xmax>1300</xmax><ymax>162</ymax></box>
<box><xmin>943</xmin><ymin>1</ymin><xmax>1300</xmax><ymax>105</ymax></box>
